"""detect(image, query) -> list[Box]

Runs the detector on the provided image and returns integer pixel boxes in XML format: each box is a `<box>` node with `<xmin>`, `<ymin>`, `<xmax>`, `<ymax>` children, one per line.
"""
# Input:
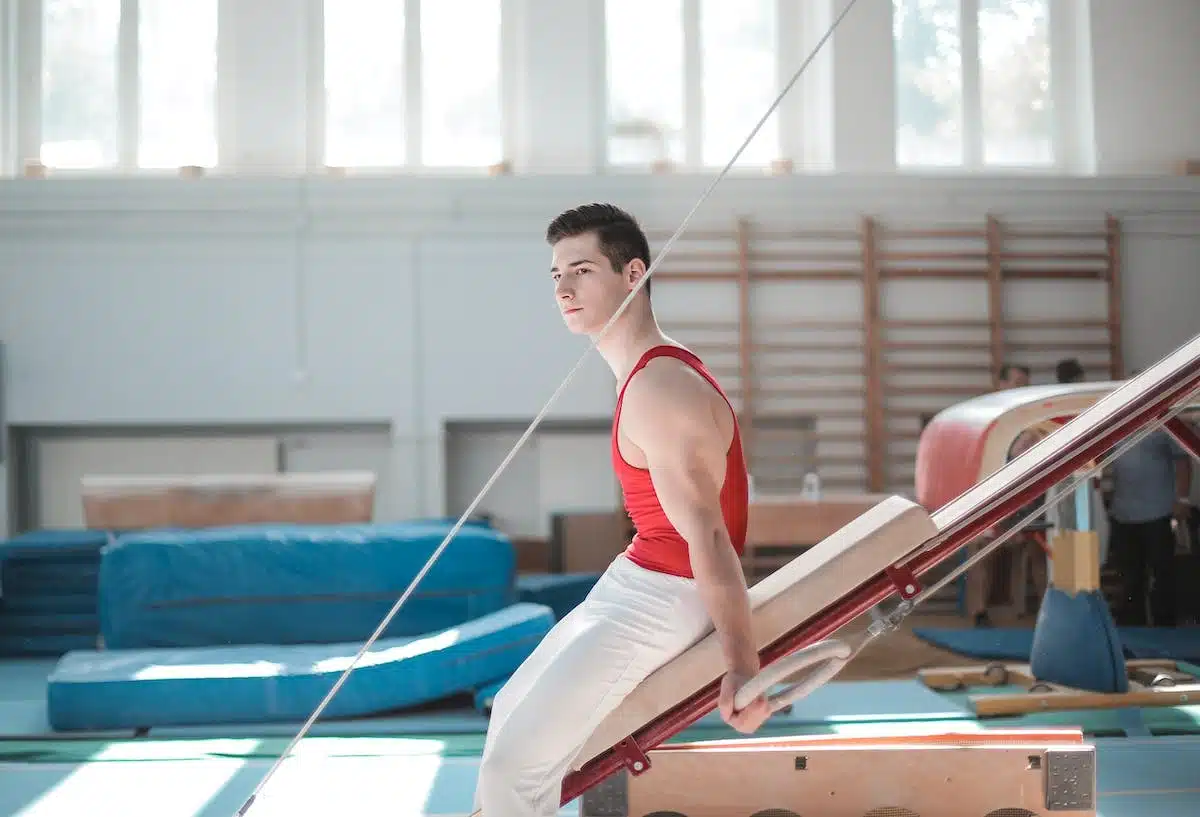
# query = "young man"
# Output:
<box><xmin>473</xmin><ymin>203</ymin><xmax>769</xmax><ymax>816</ymax></box>
<box><xmin>966</xmin><ymin>362</ymin><xmax>1039</xmax><ymax>626</ymax></box>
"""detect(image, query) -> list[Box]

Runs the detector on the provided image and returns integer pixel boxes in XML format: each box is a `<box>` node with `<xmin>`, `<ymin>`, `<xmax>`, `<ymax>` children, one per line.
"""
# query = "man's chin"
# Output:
<box><xmin>562</xmin><ymin>314</ymin><xmax>593</xmax><ymax>334</ymax></box>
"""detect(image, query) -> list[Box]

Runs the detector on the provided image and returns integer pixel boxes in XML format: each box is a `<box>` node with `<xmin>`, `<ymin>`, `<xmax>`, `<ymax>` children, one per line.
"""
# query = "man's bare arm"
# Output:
<box><xmin>620</xmin><ymin>364</ymin><xmax>759</xmax><ymax>676</ymax></box>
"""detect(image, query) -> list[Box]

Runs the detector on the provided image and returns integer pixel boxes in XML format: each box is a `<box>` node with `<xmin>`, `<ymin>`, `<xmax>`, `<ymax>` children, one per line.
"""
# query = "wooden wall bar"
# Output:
<box><xmin>647</xmin><ymin>215</ymin><xmax>1123</xmax><ymax>498</ymax></box>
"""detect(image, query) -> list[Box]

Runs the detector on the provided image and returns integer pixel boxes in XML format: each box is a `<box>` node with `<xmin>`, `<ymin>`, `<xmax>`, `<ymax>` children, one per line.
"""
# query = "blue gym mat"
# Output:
<box><xmin>515</xmin><ymin>572</ymin><xmax>599</xmax><ymax>621</ymax></box>
<box><xmin>0</xmin><ymin>529</ymin><xmax>110</xmax><ymax>657</ymax></box>
<box><xmin>98</xmin><ymin>521</ymin><xmax>518</xmax><ymax>649</ymax></box>
<box><xmin>914</xmin><ymin>625</ymin><xmax>1200</xmax><ymax>664</ymax></box>
<box><xmin>46</xmin><ymin>602</ymin><xmax>555</xmax><ymax>731</ymax></box>
<box><xmin>0</xmin><ymin>529</ymin><xmax>115</xmax><ymax>565</ymax></box>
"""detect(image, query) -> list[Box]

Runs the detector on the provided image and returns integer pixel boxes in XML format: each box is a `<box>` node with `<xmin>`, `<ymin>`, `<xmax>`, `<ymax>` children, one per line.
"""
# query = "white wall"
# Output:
<box><xmin>1086</xmin><ymin>0</ymin><xmax>1200</xmax><ymax>175</ymax></box>
<box><xmin>1</xmin><ymin>174</ymin><xmax>1197</xmax><ymax>533</ymax></box>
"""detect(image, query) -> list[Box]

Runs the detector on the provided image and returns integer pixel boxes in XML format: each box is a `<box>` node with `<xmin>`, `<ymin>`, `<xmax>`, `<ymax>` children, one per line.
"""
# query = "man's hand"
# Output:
<box><xmin>1175</xmin><ymin>499</ymin><xmax>1191</xmax><ymax>523</ymax></box>
<box><xmin>718</xmin><ymin>669</ymin><xmax>771</xmax><ymax>734</ymax></box>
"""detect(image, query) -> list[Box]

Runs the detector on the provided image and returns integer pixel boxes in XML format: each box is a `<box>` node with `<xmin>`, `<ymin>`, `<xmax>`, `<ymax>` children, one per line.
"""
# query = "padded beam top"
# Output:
<box><xmin>81</xmin><ymin>471</ymin><xmax>377</xmax><ymax>528</ymax></box>
<box><xmin>915</xmin><ymin>374</ymin><xmax>1200</xmax><ymax>512</ymax></box>
<box><xmin>573</xmin><ymin>495</ymin><xmax>938</xmax><ymax>769</ymax></box>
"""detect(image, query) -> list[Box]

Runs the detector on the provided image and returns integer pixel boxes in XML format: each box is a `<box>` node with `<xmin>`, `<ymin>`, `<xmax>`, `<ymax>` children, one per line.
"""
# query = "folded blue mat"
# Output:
<box><xmin>0</xmin><ymin>592</ymin><xmax>97</xmax><ymax>615</ymax></box>
<box><xmin>473</xmin><ymin>676</ymin><xmax>509</xmax><ymax>714</ymax></box>
<box><xmin>98</xmin><ymin>522</ymin><xmax>518</xmax><ymax>649</ymax></box>
<box><xmin>0</xmin><ymin>530</ymin><xmax>115</xmax><ymax>565</ymax></box>
<box><xmin>47</xmin><ymin>602</ymin><xmax>555</xmax><ymax>730</ymax></box>
<box><xmin>3</xmin><ymin>563</ymin><xmax>101</xmax><ymax>596</ymax></box>
<box><xmin>0</xmin><ymin>612</ymin><xmax>98</xmax><ymax>635</ymax></box>
<box><xmin>0</xmin><ymin>633</ymin><xmax>99</xmax><ymax>657</ymax></box>
<box><xmin>914</xmin><ymin>626</ymin><xmax>1200</xmax><ymax>664</ymax></box>
<box><xmin>912</xmin><ymin>627</ymin><xmax>1038</xmax><ymax>661</ymax></box>
<box><xmin>516</xmin><ymin>573</ymin><xmax>600</xmax><ymax>621</ymax></box>
<box><xmin>1118</xmin><ymin>627</ymin><xmax>1200</xmax><ymax>663</ymax></box>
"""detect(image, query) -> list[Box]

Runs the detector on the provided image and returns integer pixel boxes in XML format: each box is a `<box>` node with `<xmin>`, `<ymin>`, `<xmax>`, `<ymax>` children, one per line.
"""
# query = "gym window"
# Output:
<box><xmin>320</xmin><ymin>0</ymin><xmax>504</xmax><ymax>170</ymax></box>
<box><xmin>16</xmin><ymin>0</ymin><xmax>219</xmax><ymax>172</ymax></box>
<box><xmin>603</xmin><ymin>0</ymin><xmax>782</xmax><ymax>171</ymax></box>
<box><xmin>893</xmin><ymin>0</ymin><xmax>1055</xmax><ymax>169</ymax></box>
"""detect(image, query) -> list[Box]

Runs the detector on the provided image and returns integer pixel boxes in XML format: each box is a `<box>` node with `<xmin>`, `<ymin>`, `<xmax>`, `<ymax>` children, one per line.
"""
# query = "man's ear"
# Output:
<box><xmin>625</xmin><ymin>258</ymin><xmax>648</xmax><ymax>289</ymax></box>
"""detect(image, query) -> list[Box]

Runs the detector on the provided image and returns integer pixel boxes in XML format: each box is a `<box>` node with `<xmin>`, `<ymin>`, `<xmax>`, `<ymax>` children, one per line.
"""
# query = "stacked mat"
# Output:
<box><xmin>48</xmin><ymin>602</ymin><xmax>556</xmax><ymax>730</ymax></box>
<box><xmin>516</xmin><ymin>572</ymin><xmax>600</xmax><ymax>621</ymax></box>
<box><xmin>97</xmin><ymin>521</ymin><xmax>520</xmax><ymax>648</ymax></box>
<box><xmin>47</xmin><ymin>520</ymin><xmax>556</xmax><ymax>730</ymax></box>
<box><xmin>0</xmin><ymin>529</ymin><xmax>112</xmax><ymax>657</ymax></box>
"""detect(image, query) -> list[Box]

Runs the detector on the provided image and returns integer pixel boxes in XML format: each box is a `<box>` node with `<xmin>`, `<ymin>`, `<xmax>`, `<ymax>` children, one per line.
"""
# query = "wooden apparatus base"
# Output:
<box><xmin>579</xmin><ymin>727</ymin><xmax>1096</xmax><ymax>817</ymax></box>
<box><xmin>919</xmin><ymin>659</ymin><xmax>1200</xmax><ymax>717</ymax></box>
<box><xmin>80</xmin><ymin>471</ymin><xmax>377</xmax><ymax>528</ymax></box>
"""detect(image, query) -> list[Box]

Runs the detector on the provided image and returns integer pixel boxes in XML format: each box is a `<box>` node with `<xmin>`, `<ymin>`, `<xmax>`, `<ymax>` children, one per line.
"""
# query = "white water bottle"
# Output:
<box><xmin>801</xmin><ymin>472</ymin><xmax>822</xmax><ymax>501</ymax></box>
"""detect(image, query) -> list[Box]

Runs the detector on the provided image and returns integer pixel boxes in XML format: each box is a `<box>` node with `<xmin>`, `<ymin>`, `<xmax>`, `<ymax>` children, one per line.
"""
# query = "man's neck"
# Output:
<box><xmin>593</xmin><ymin>304</ymin><xmax>670</xmax><ymax>387</ymax></box>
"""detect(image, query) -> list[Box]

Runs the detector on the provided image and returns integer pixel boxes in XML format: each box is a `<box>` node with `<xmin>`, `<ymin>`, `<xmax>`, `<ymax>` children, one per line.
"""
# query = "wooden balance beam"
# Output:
<box><xmin>81</xmin><ymin>471</ymin><xmax>377</xmax><ymax>528</ymax></box>
<box><xmin>920</xmin><ymin>658</ymin><xmax>1200</xmax><ymax>717</ymax></box>
<box><xmin>579</xmin><ymin>726</ymin><xmax>1096</xmax><ymax>817</ymax></box>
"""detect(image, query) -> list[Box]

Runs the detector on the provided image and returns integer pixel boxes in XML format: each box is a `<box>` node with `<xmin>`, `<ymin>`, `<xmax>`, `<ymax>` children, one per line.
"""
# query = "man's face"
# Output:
<box><xmin>999</xmin><ymin>368</ymin><xmax>1030</xmax><ymax>389</ymax></box>
<box><xmin>550</xmin><ymin>232</ymin><xmax>640</xmax><ymax>335</ymax></box>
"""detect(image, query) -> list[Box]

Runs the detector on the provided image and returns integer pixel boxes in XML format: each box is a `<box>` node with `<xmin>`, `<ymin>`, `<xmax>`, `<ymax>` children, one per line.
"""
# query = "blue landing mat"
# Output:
<box><xmin>0</xmin><ymin>530</ymin><xmax>109</xmax><ymax>657</ymax></box>
<box><xmin>913</xmin><ymin>626</ymin><xmax>1200</xmax><ymax>663</ymax></box>
<box><xmin>515</xmin><ymin>573</ymin><xmax>599</xmax><ymax>621</ymax></box>
<box><xmin>98</xmin><ymin>522</ymin><xmax>518</xmax><ymax>649</ymax></box>
<box><xmin>46</xmin><ymin>602</ymin><xmax>555</xmax><ymax>731</ymax></box>
<box><xmin>0</xmin><ymin>529</ymin><xmax>114</xmax><ymax>565</ymax></box>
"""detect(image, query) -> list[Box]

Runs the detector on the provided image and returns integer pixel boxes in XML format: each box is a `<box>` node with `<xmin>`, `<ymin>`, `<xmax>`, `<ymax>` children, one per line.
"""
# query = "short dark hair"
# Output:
<box><xmin>1055</xmin><ymin>358</ymin><xmax>1085</xmax><ymax>383</ymax></box>
<box><xmin>545</xmin><ymin>203</ymin><xmax>653</xmax><ymax>296</ymax></box>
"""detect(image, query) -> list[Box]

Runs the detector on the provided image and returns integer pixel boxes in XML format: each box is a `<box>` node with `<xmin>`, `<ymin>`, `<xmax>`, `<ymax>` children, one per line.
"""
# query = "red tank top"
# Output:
<box><xmin>611</xmin><ymin>345</ymin><xmax>749</xmax><ymax>578</ymax></box>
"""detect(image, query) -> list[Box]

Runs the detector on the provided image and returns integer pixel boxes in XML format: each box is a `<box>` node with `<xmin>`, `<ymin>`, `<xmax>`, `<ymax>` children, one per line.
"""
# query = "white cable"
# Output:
<box><xmin>234</xmin><ymin>2</ymin><xmax>864</xmax><ymax>813</ymax></box>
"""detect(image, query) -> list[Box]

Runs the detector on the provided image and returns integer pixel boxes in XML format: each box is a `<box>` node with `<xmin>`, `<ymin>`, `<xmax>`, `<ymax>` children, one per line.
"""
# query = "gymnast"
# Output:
<box><xmin>472</xmin><ymin>203</ymin><xmax>771</xmax><ymax>816</ymax></box>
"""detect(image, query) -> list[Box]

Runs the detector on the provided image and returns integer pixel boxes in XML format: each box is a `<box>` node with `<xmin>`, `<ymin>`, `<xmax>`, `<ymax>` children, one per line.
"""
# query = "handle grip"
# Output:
<box><xmin>733</xmin><ymin>638</ymin><xmax>853</xmax><ymax>714</ymax></box>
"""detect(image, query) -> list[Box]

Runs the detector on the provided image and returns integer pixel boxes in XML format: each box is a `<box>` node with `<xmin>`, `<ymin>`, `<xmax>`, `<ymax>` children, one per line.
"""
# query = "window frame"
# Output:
<box><xmin>6</xmin><ymin>0</ymin><xmax>221</xmax><ymax>176</ymax></box>
<box><xmin>601</xmin><ymin>0</ymin><xmax>796</xmax><ymax>174</ymax></box>
<box><xmin>311</xmin><ymin>0</ymin><xmax>508</xmax><ymax>174</ymax></box>
<box><xmin>893</xmin><ymin>0</ymin><xmax>1065</xmax><ymax>174</ymax></box>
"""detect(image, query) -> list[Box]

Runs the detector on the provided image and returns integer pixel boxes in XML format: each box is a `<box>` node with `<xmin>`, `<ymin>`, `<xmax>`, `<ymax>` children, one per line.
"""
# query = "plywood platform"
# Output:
<box><xmin>80</xmin><ymin>471</ymin><xmax>376</xmax><ymax>528</ymax></box>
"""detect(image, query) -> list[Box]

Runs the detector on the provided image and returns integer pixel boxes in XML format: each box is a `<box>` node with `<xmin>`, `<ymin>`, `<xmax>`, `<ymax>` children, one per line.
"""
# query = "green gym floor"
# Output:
<box><xmin>3</xmin><ymin>657</ymin><xmax>1200</xmax><ymax>816</ymax></box>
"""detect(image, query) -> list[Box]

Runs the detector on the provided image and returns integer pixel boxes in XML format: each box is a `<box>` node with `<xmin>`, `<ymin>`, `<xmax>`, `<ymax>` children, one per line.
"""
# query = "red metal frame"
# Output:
<box><xmin>1167</xmin><ymin>416</ymin><xmax>1200</xmax><ymax>461</ymax></box>
<box><xmin>559</xmin><ymin>359</ymin><xmax>1200</xmax><ymax>806</ymax></box>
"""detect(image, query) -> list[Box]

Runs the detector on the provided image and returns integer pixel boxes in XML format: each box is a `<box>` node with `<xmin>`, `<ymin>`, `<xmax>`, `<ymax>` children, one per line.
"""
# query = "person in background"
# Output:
<box><xmin>965</xmin><ymin>362</ymin><xmax>1034</xmax><ymax>627</ymax></box>
<box><xmin>1105</xmin><ymin>422</ymin><xmax>1193</xmax><ymax>626</ymax></box>
<box><xmin>997</xmin><ymin>363</ymin><xmax>1031</xmax><ymax>390</ymax></box>
<box><xmin>1055</xmin><ymin>358</ymin><xmax>1085</xmax><ymax>384</ymax></box>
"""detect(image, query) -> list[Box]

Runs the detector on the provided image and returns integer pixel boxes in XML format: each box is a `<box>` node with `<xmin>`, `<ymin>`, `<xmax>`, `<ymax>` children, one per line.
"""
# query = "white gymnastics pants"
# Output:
<box><xmin>473</xmin><ymin>554</ymin><xmax>715</xmax><ymax>817</ymax></box>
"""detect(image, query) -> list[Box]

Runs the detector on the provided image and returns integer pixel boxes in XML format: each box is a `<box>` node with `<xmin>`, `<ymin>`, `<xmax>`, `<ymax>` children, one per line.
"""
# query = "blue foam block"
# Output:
<box><xmin>0</xmin><ymin>633</ymin><xmax>99</xmax><ymax>657</ymax></box>
<box><xmin>0</xmin><ymin>593</ymin><xmax>97</xmax><ymax>615</ymax></box>
<box><xmin>47</xmin><ymin>602</ymin><xmax>555</xmax><ymax>731</ymax></box>
<box><xmin>0</xmin><ymin>612</ymin><xmax>98</xmax><ymax>635</ymax></box>
<box><xmin>1031</xmin><ymin>587</ymin><xmax>1127</xmax><ymax>693</ymax></box>
<box><xmin>0</xmin><ymin>530</ymin><xmax>114</xmax><ymax>564</ymax></box>
<box><xmin>1117</xmin><ymin>627</ymin><xmax>1200</xmax><ymax>664</ymax></box>
<box><xmin>473</xmin><ymin>676</ymin><xmax>508</xmax><ymax>714</ymax></box>
<box><xmin>516</xmin><ymin>573</ymin><xmax>600</xmax><ymax>621</ymax></box>
<box><xmin>98</xmin><ymin>522</ymin><xmax>517</xmax><ymax>649</ymax></box>
<box><xmin>2</xmin><ymin>563</ymin><xmax>101</xmax><ymax>596</ymax></box>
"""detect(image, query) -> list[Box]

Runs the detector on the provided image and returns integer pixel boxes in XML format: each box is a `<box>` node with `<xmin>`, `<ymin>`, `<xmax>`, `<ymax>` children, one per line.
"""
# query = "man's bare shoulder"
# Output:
<box><xmin>625</xmin><ymin>356</ymin><xmax>713</xmax><ymax>408</ymax></box>
<box><xmin>621</xmin><ymin>356</ymin><xmax>719</xmax><ymax>441</ymax></box>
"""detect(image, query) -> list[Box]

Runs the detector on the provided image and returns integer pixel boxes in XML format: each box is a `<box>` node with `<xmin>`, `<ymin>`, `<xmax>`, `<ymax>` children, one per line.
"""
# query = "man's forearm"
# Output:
<box><xmin>689</xmin><ymin>526</ymin><xmax>759</xmax><ymax>675</ymax></box>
